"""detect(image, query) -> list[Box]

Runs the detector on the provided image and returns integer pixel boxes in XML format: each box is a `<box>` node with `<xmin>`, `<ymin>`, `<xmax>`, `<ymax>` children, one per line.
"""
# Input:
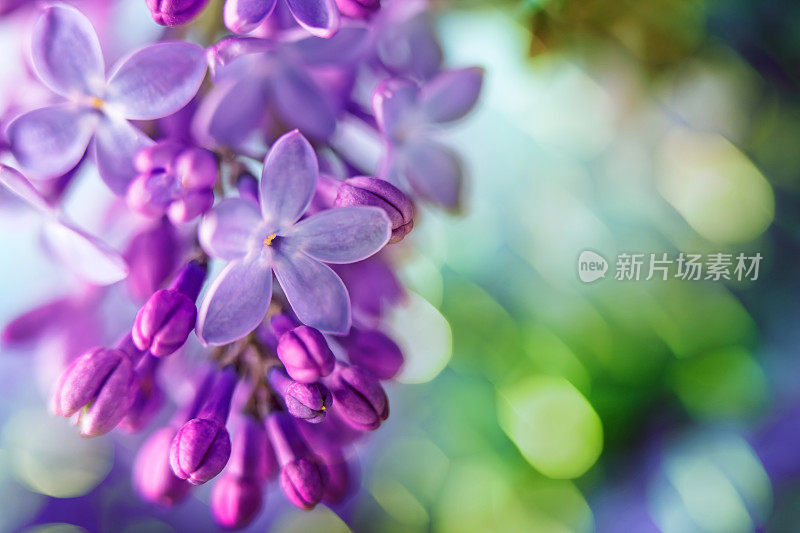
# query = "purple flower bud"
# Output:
<box><xmin>335</xmin><ymin>0</ymin><xmax>380</xmax><ymax>19</ymax></box>
<box><xmin>228</xmin><ymin>416</ymin><xmax>277</xmax><ymax>482</ymax></box>
<box><xmin>270</xmin><ymin>314</ymin><xmax>297</xmax><ymax>339</ymax></box>
<box><xmin>51</xmin><ymin>348</ymin><xmax>136</xmax><ymax>436</ymax></box>
<box><xmin>267</xmin><ymin>412</ymin><xmax>327</xmax><ymax>510</ymax></box>
<box><xmin>129</xmin><ymin>142</ymin><xmax>218</xmax><ymax>224</ymax></box>
<box><xmin>120</xmin><ymin>354</ymin><xmax>164</xmax><ymax>433</ymax></box>
<box><xmin>269</xmin><ymin>368</ymin><xmax>332</xmax><ymax>424</ymax></box>
<box><xmin>124</xmin><ymin>220</ymin><xmax>179</xmax><ymax>303</ymax></box>
<box><xmin>133</xmin><ymin>290</ymin><xmax>196</xmax><ymax>357</ymax></box>
<box><xmin>170</xmin><ymin>368</ymin><xmax>238</xmax><ymax>485</ymax></box>
<box><xmin>320</xmin><ymin>450</ymin><xmax>356</xmax><ymax>505</ymax></box>
<box><xmin>334</xmin><ymin>176</ymin><xmax>413</xmax><ymax>243</ymax></box>
<box><xmin>133</xmin><ymin>426</ymin><xmax>191</xmax><ymax>506</ymax></box>
<box><xmin>146</xmin><ymin>0</ymin><xmax>209</xmax><ymax>26</ymax></box>
<box><xmin>276</xmin><ymin>326</ymin><xmax>336</xmax><ymax>383</ymax></box>
<box><xmin>339</xmin><ymin>328</ymin><xmax>404</xmax><ymax>380</ymax></box>
<box><xmin>211</xmin><ymin>475</ymin><xmax>264</xmax><ymax>530</ymax></box>
<box><xmin>132</xmin><ymin>261</ymin><xmax>206</xmax><ymax>357</ymax></box>
<box><xmin>325</xmin><ymin>363</ymin><xmax>389</xmax><ymax>431</ymax></box>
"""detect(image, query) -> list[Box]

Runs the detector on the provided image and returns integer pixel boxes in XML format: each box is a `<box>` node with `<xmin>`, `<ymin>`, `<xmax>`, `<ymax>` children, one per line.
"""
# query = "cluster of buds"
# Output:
<box><xmin>0</xmin><ymin>0</ymin><xmax>481</xmax><ymax>528</ymax></box>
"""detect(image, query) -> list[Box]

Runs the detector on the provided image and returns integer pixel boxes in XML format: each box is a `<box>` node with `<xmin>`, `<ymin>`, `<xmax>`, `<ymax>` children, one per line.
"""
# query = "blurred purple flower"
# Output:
<box><xmin>373</xmin><ymin>68</ymin><xmax>483</xmax><ymax>208</ymax></box>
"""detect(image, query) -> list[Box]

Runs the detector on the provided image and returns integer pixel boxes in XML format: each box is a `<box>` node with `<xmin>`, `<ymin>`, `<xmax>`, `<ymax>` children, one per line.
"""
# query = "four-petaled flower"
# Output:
<box><xmin>373</xmin><ymin>68</ymin><xmax>483</xmax><ymax>209</ymax></box>
<box><xmin>197</xmin><ymin>130</ymin><xmax>390</xmax><ymax>345</ymax></box>
<box><xmin>6</xmin><ymin>4</ymin><xmax>207</xmax><ymax>194</ymax></box>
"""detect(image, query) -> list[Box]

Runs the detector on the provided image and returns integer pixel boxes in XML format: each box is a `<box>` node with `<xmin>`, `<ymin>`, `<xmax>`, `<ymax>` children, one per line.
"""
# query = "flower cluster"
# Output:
<box><xmin>0</xmin><ymin>0</ymin><xmax>481</xmax><ymax>529</ymax></box>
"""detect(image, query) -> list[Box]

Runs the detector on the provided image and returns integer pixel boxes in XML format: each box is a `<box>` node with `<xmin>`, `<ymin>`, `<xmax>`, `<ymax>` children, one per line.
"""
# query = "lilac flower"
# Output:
<box><xmin>333</xmin><ymin>254</ymin><xmax>404</xmax><ymax>324</ymax></box>
<box><xmin>267</xmin><ymin>411</ymin><xmax>327</xmax><ymax>510</ymax></box>
<box><xmin>51</xmin><ymin>346</ymin><xmax>137</xmax><ymax>436</ymax></box>
<box><xmin>373</xmin><ymin>68</ymin><xmax>483</xmax><ymax>208</ymax></box>
<box><xmin>211</xmin><ymin>417</ymin><xmax>275</xmax><ymax>529</ymax></box>
<box><xmin>170</xmin><ymin>367</ymin><xmax>238</xmax><ymax>485</ymax></box>
<box><xmin>338</xmin><ymin>327</ymin><xmax>403</xmax><ymax>380</ymax></box>
<box><xmin>120</xmin><ymin>352</ymin><xmax>165</xmax><ymax>433</ymax></box>
<box><xmin>123</xmin><ymin>219</ymin><xmax>179</xmax><ymax>302</ymax></box>
<box><xmin>372</xmin><ymin>0</ymin><xmax>442</xmax><ymax>80</ymax></box>
<box><xmin>132</xmin><ymin>260</ymin><xmax>207</xmax><ymax>357</ymax></box>
<box><xmin>275</xmin><ymin>323</ymin><xmax>336</xmax><ymax>383</ymax></box>
<box><xmin>133</xmin><ymin>426</ymin><xmax>192</xmax><ymax>506</ymax></box>
<box><xmin>268</xmin><ymin>367</ymin><xmax>333</xmax><ymax>423</ymax></box>
<box><xmin>324</xmin><ymin>362</ymin><xmax>388</xmax><ymax>430</ymax></box>
<box><xmin>128</xmin><ymin>141</ymin><xmax>218</xmax><ymax>223</ymax></box>
<box><xmin>146</xmin><ymin>0</ymin><xmax>209</xmax><ymax>26</ymax></box>
<box><xmin>224</xmin><ymin>0</ymin><xmax>341</xmax><ymax>38</ymax></box>
<box><xmin>197</xmin><ymin>130</ymin><xmax>390</xmax><ymax>345</ymax></box>
<box><xmin>334</xmin><ymin>176</ymin><xmax>414</xmax><ymax>243</ymax></box>
<box><xmin>0</xmin><ymin>164</ymin><xmax>128</xmax><ymax>285</ymax></box>
<box><xmin>6</xmin><ymin>4</ymin><xmax>207</xmax><ymax>193</ymax></box>
<box><xmin>195</xmin><ymin>27</ymin><xmax>369</xmax><ymax>147</ymax></box>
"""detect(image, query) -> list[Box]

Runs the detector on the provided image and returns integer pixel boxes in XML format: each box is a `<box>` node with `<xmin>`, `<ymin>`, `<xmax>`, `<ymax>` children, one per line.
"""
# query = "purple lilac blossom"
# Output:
<box><xmin>7</xmin><ymin>4</ymin><xmax>207</xmax><ymax>193</ymax></box>
<box><xmin>197</xmin><ymin>130</ymin><xmax>391</xmax><ymax>344</ymax></box>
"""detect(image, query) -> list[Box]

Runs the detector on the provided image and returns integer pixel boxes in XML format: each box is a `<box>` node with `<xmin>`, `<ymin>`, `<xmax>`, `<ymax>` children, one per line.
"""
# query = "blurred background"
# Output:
<box><xmin>3</xmin><ymin>0</ymin><xmax>800</xmax><ymax>531</ymax></box>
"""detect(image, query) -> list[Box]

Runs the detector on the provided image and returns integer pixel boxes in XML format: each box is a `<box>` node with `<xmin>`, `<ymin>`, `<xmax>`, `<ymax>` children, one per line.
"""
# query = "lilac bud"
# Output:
<box><xmin>211</xmin><ymin>475</ymin><xmax>263</xmax><ymax>530</ymax></box>
<box><xmin>133</xmin><ymin>427</ymin><xmax>191</xmax><ymax>506</ymax></box>
<box><xmin>325</xmin><ymin>364</ymin><xmax>389</xmax><ymax>431</ymax></box>
<box><xmin>268</xmin><ymin>368</ymin><xmax>332</xmax><ymax>424</ymax></box>
<box><xmin>120</xmin><ymin>354</ymin><xmax>164</xmax><ymax>433</ymax></box>
<box><xmin>133</xmin><ymin>290</ymin><xmax>196</xmax><ymax>357</ymax></box>
<box><xmin>174</xmin><ymin>147</ymin><xmax>218</xmax><ymax>189</ymax></box>
<box><xmin>335</xmin><ymin>0</ymin><xmax>380</xmax><ymax>19</ymax></box>
<box><xmin>228</xmin><ymin>416</ymin><xmax>277</xmax><ymax>482</ymax></box>
<box><xmin>270</xmin><ymin>314</ymin><xmax>297</xmax><ymax>338</ymax></box>
<box><xmin>170</xmin><ymin>368</ymin><xmax>238</xmax><ymax>485</ymax></box>
<box><xmin>146</xmin><ymin>0</ymin><xmax>209</xmax><ymax>26</ymax></box>
<box><xmin>267</xmin><ymin>412</ymin><xmax>327</xmax><ymax>510</ymax></box>
<box><xmin>132</xmin><ymin>261</ymin><xmax>206</xmax><ymax>357</ymax></box>
<box><xmin>124</xmin><ymin>220</ymin><xmax>179</xmax><ymax>303</ymax></box>
<box><xmin>321</xmin><ymin>451</ymin><xmax>356</xmax><ymax>505</ymax></box>
<box><xmin>276</xmin><ymin>326</ymin><xmax>336</xmax><ymax>383</ymax></box>
<box><xmin>51</xmin><ymin>348</ymin><xmax>136</xmax><ymax>436</ymax></box>
<box><xmin>339</xmin><ymin>328</ymin><xmax>404</xmax><ymax>380</ymax></box>
<box><xmin>334</xmin><ymin>176</ymin><xmax>413</xmax><ymax>244</ymax></box>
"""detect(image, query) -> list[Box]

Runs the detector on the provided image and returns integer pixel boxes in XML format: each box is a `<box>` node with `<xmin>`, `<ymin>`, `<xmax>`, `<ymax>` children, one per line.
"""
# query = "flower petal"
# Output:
<box><xmin>93</xmin><ymin>116</ymin><xmax>153</xmax><ymax>195</ymax></box>
<box><xmin>420</xmin><ymin>67</ymin><xmax>483</xmax><ymax>124</ymax></box>
<box><xmin>224</xmin><ymin>0</ymin><xmax>277</xmax><ymax>34</ymax></box>
<box><xmin>198</xmin><ymin>198</ymin><xmax>263</xmax><ymax>260</ymax></box>
<box><xmin>43</xmin><ymin>219</ymin><xmax>129</xmax><ymax>285</ymax></box>
<box><xmin>289</xmin><ymin>25</ymin><xmax>369</xmax><ymax>65</ymax></box>
<box><xmin>273</xmin><ymin>250</ymin><xmax>350</xmax><ymax>334</ymax></box>
<box><xmin>260</xmin><ymin>130</ymin><xmax>318</xmax><ymax>230</ymax></box>
<box><xmin>286</xmin><ymin>206</ymin><xmax>390</xmax><ymax>264</ymax></box>
<box><xmin>30</xmin><ymin>4</ymin><xmax>105</xmax><ymax>98</ymax></box>
<box><xmin>191</xmin><ymin>76</ymin><xmax>269</xmax><ymax>150</ymax></box>
<box><xmin>285</xmin><ymin>0</ymin><xmax>340</xmax><ymax>38</ymax></box>
<box><xmin>0</xmin><ymin>164</ymin><xmax>53</xmax><ymax>214</ymax></box>
<box><xmin>396</xmin><ymin>140</ymin><xmax>462</xmax><ymax>209</ymax></box>
<box><xmin>105</xmin><ymin>42</ymin><xmax>207</xmax><ymax>120</ymax></box>
<box><xmin>6</xmin><ymin>104</ymin><xmax>96</xmax><ymax>179</ymax></box>
<box><xmin>197</xmin><ymin>256</ymin><xmax>273</xmax><ymax>345</ymax></box>
<box><xmin>372</xmin><ymin>78</ymin><xmax>419</xmax><ymax>140</ymax></box>
<box><xmin>270</xmin><ymin>63</ymin><xmax>337</xmax><ymax>140</ymax></box>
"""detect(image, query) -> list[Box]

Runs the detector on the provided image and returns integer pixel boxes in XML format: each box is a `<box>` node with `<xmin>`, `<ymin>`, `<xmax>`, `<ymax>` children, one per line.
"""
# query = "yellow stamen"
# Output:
<box><xmin>263</xmin><ymin>233</ymin><xmax>277</xmax><ymax>246</ymax></box>
<box><xmin>89</xmin><ymin>97</ymin><xmax>104</xmax><ymax>110</ymax></box>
